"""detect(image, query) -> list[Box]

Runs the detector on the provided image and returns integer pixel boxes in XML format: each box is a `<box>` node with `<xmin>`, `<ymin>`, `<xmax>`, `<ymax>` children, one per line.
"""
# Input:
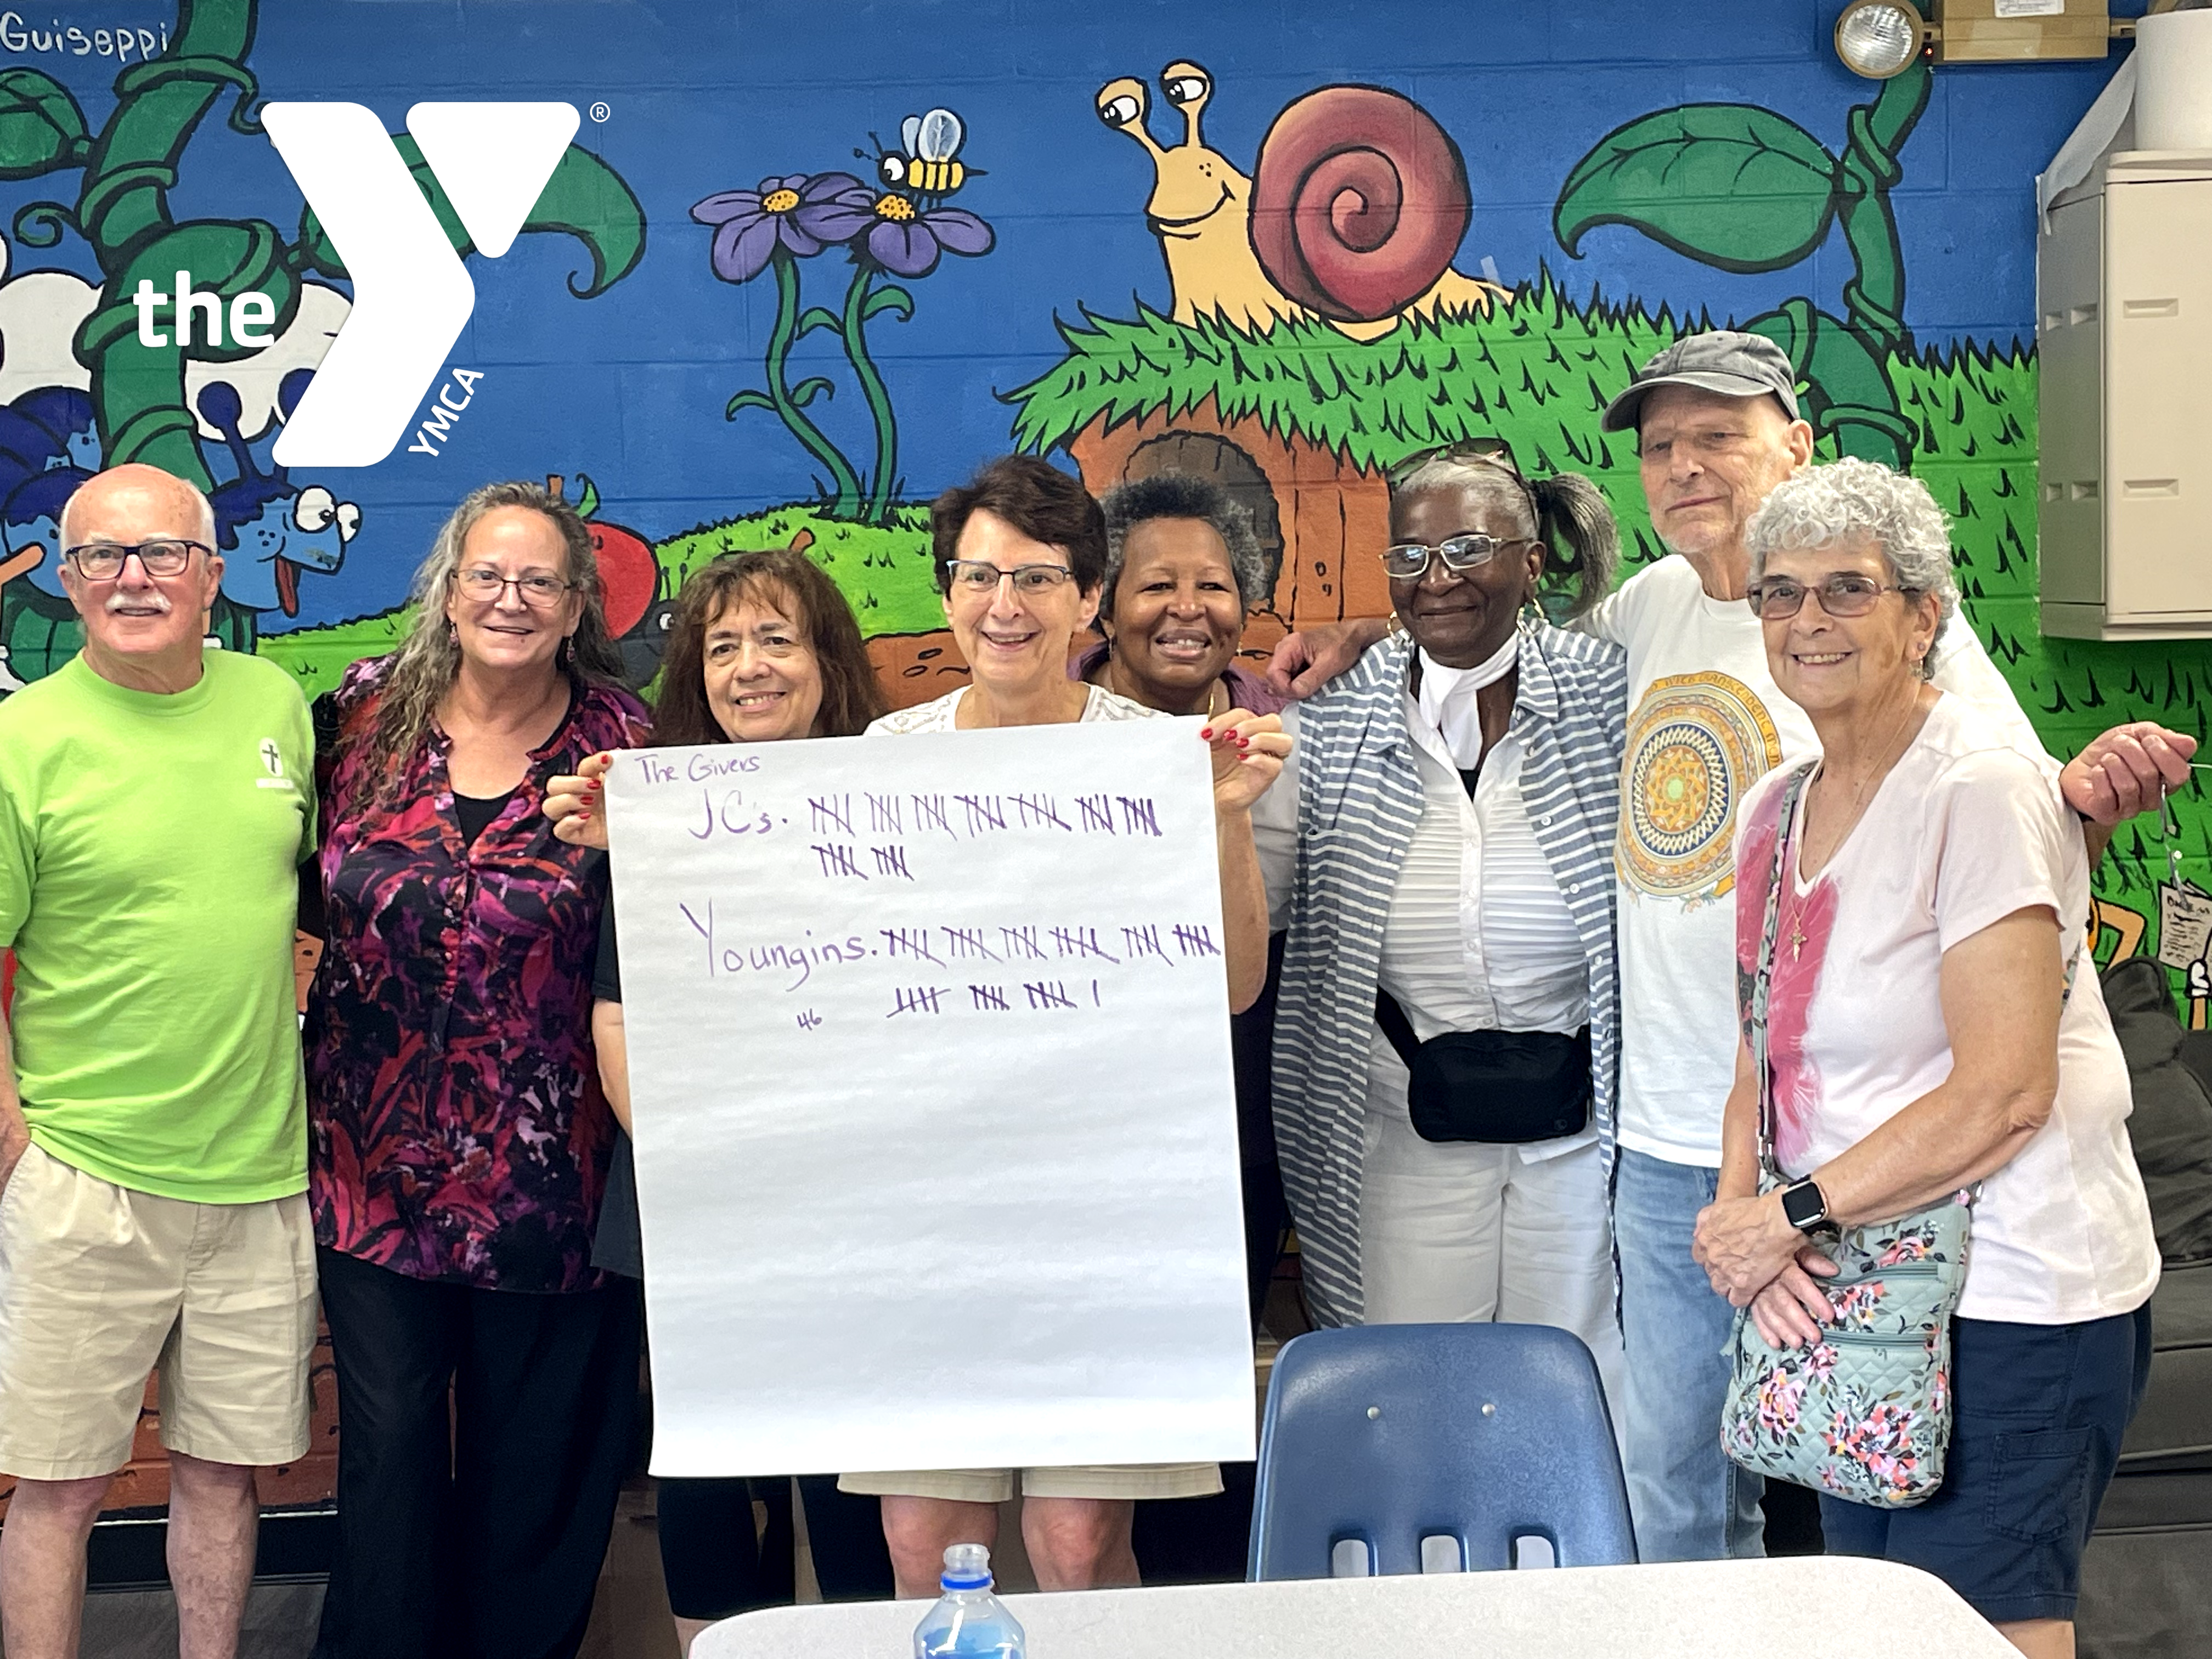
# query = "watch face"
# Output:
<box><xmin>1782</xmin><ymin>1181</ymin><xmax>1826</xmax><ymax>1231</ymax></box>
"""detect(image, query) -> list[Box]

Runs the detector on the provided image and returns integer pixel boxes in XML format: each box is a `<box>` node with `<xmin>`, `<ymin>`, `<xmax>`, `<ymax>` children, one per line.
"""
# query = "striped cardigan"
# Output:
<box><xmin>1270</xmin><ymin>622</ymin><xmax>1628</xmax><ymax>1328</ymax></box>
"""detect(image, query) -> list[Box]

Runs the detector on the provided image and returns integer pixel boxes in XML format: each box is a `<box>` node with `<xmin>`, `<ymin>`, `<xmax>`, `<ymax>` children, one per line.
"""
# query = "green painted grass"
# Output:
<box><xmin>651</xmin><ymin>503</ymin><xmax>941</xmax><ymax>635</ymax></box>
<box><xmin>1007</xmin><ymin>267</ymin><xmax>1689</xmax><ymax>567</ymax></box>
<box><xmin>257</xmin><ymin>607</ymin><xmax>414</xmax><ymax>701</ymax></box>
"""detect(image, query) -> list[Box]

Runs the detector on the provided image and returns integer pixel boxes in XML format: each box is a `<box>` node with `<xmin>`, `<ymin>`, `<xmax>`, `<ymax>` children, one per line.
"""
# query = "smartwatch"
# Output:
<box><xmin>1780</xmin><ymin>1177</ymin><xmax>1833</xmax><ymax>1237</ymax></box>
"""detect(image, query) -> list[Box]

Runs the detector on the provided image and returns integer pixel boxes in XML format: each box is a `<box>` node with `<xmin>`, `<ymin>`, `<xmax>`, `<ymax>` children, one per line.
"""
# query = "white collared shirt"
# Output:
<box><xmin>1366</xmin><ymin>679</ymin><xmax>1596</xmax><ymax>1159</ymax></box>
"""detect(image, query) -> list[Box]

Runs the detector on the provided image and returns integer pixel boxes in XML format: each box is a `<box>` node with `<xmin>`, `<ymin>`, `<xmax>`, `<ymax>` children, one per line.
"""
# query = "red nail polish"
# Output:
<box><xmin>1199</xmin><ymin>727</ymin><xmax>1213</xmax><ymax>740</ymax></box>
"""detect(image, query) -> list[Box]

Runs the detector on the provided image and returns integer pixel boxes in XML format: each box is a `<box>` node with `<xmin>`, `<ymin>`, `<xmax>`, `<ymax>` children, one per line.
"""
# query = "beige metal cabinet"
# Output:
<box><xmin>2038</xmin><ymin>151</ymin><xmax>2212</xmax><ymax>639</ymax></box>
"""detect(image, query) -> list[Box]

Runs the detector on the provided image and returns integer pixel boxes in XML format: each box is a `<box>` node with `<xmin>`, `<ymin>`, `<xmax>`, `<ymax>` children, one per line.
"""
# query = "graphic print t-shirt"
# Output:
<box><xmin>1731</xmin><ymin>694</ymin><xmax>2158</xmax><ymax>1324</ymax></box>
<box><xmin>1582</xmin><ymin>555</ymin><xmax>2041</xmax><ymax>1166</ymax></box>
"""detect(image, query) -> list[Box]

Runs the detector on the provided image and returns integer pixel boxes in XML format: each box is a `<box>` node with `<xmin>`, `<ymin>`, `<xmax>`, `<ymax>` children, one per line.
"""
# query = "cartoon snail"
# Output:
<box><xmin>1096</xmin><ymin>61</ymin><xmax>1507</xmax><ymax>341</ymax></box>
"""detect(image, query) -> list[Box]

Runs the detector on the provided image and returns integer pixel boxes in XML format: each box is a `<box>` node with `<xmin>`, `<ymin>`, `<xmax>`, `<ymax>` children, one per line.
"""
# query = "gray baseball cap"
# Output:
<box><xmin>1600</xmin><ymin>330</ymin><xmax>1801</xmax><ymax>433</ymax></box>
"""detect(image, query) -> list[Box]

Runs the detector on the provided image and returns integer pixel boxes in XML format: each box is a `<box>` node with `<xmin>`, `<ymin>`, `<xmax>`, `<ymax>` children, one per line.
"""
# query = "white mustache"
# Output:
<box><xmin>105</xmin><ymin>590</ymin><xmax>173</xmax><ymax>615</ymax></box>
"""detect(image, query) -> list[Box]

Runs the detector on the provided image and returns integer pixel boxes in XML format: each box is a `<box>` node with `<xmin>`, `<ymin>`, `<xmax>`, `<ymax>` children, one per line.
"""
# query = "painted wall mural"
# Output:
<box><xmin>0</xmin><ymin>0</ymin><xmax>2199</xmax><ymax>1001</ymax></box>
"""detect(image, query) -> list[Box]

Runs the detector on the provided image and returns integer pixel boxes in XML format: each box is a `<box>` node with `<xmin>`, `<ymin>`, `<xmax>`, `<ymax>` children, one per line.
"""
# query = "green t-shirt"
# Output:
<box><xmin>0</xmin><ymin>650</ymin><xmax>315</xmax><ymax>1201</ymax></box>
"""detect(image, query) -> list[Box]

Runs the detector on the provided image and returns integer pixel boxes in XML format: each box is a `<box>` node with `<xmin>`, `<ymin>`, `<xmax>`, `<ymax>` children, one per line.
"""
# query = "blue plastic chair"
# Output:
<box><xmin>1248</xmin><ymin>1323</ymin><xmax>1638</xmax><ymax>1579</ymax></box>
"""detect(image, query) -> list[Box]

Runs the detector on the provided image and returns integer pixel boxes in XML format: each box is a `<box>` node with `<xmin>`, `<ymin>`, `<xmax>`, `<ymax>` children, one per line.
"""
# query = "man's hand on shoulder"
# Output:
<box><xmin>1264</xmin><ymin>616</ymin><xmax>1391</xmax><ymax>699</ymax></box>
<box><xmin>2062</xmin><ymin>722</ymin><xmax>2197</xmax><ymax>826</ymax></box>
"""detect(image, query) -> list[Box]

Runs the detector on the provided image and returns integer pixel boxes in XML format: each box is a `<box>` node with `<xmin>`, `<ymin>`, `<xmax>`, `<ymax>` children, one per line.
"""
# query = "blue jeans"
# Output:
<box><xmin>1613</xmin><ymin>1148</ymin><xmax>1765</xmax><ymax>1561</ymax></box>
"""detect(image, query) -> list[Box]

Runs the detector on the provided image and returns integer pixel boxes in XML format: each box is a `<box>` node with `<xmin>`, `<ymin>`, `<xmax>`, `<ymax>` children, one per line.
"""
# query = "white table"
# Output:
<box><xmin>695</xmin><ymin>1556</ymin><xmax>2014</xmax><ymax>1657</ymax></box>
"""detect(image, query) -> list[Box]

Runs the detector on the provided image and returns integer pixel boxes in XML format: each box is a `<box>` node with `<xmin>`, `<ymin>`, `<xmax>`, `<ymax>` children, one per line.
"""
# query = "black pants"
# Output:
<box><xmin>656</xmin><ymin>1476</ymin><xmax>892</xmax><ymax>1618</ymax></box>
<box><xmin>312</xmin><ymin>1249</ymin><xmax>640</xmax><ymax>1659</ymax></box>
<box><xmin>1242</xmin><ymin>1158</ymin><xmax>1290</xmax><ymax>1324</ymax></box>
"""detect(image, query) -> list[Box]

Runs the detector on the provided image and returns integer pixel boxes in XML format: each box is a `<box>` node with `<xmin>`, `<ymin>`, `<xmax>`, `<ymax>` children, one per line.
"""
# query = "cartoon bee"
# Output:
<box><xmin>859</xmin><ymin>108</ymin><xmax>981</xmax><ymax>206</ymax></box>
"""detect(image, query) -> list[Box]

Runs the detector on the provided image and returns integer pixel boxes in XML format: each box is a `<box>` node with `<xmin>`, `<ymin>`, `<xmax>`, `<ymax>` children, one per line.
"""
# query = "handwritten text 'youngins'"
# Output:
<box><xmin>674</xmin><ymin>901</ymin><xmax>1220</xmax><ymax>998</ymax></box>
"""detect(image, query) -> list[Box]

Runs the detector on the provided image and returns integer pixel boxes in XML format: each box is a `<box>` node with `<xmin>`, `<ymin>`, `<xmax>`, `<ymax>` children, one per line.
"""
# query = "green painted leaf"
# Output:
<box><xmin>522</xmin><ymin>144</ymin><xmax>648</xmax><ymax>298</ymax></box>
<box><xmin>299</xmin><ymin>139</ymin><xmax>646</xmax><ymax>298</ymax></box>
<box><xmin>788</xmin><ymin>376</ymin><xmax>836</xmax><ymax>408</ymax></box>
<box><xmin>726</xmin><ymin>389</ymin><xmax>776</xmax><ymax>419</ymax></box>
<box><xmin>1556</xmin><ymin>104</ymin><xmax>1841</xmax><ymax>274</ymax></box>
<box><xmin>796</xmin><ymin>306</ymin><xmax>844</xmax><ymax>339</ymax></box>
<box><xmin>863</xmin><ymin>285</ymin><xmax>915</xmax><ymax>324</ymax></box>
<box><xmin>0</xmin><ymin>68</ymin><xmax>86</xmax><ymax>181</ymax></box>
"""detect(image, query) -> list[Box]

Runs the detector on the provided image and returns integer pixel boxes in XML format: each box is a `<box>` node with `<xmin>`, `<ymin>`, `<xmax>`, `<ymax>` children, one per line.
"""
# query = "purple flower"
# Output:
<box><xmin>692</xmin><ymin>173</ymin><xmax>875</xmax><ymax>283</ymax></box>
<box><xmin>856</xmin><ymin>190</ymin><xmax>995</xmax><ymax>278</ymax></box>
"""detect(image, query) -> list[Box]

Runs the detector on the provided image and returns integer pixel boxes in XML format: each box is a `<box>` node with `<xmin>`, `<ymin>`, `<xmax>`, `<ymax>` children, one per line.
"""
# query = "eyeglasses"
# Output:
<box><xmin>454</xmin><ymin>567</ymin><xmax>575</xmax><ymax>606</ymax></box>
<box><xmin>944</xmin><ymin>560</ymin><xmax>1075</xmax><ymax>596</ymax></box>
<box><xmin>1744</xmin><ymin>573</ymin><xmax>1916</xmax><ymax>620</ymax></box>
<box><xmin>64</xmin><ymin>540</ymin><xmax>211</xmax><ymax>580</ymax></box>
<box><xmin>1381</xmin><ymin>534</ymin><xmax>1533</xmax><ymax>580</ymax></box>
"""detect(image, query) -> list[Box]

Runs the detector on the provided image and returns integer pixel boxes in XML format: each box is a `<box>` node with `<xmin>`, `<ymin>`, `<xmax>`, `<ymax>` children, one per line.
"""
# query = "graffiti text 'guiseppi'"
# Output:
<box><xmin>261</xmin><ymin>101</ymin><xmax>579</xmax><ymax>469</ymax></box>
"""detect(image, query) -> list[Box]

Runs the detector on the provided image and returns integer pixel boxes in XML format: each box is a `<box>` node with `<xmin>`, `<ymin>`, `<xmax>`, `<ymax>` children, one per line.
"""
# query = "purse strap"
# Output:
<box><xmin>1746</xmin><ymin>759</ymin><xmax>2087</xmax><ymax>1189</ymax></box>
<box><xmin>1747</xmin><ymin>761</ymin><xmax>1819</xmax><ymax>1186</ymax></box>
<box><xmin>1375</xmin><ymin>988</ymin><xmax>1422</xmax><ymax>1070</ymax></box>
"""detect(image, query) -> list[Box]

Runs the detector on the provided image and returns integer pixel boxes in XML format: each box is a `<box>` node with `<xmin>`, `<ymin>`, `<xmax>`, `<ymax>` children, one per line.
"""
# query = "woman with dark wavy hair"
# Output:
<box><xmin>544</xmin><ymin>547</ymin><xmax>891</xmax><ymax>1650</ymax></box>
<box><xmin>642</xmin><ymin>548</ymin><xmax>884</xmax><ymax>748</ymax></box>
<box><xmin>303</xmin><ymin>480</ymin><xmax>649</xmax><ymax>1659</ymax></box>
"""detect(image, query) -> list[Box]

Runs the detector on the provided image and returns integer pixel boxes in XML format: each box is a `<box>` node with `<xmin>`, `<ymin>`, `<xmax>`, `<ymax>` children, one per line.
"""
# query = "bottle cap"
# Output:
<box><xmin>940</xmin><ymin>1542</ymin><xmax>993</xmax><ymax>1590</ymax></box>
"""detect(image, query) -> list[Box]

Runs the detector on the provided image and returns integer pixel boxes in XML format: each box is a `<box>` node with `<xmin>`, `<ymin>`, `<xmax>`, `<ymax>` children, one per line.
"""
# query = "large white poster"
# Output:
<box><xmin>606</xmin><ymin>719</ymin><xmax>1256</xmax><ymax>1477</ymax></box>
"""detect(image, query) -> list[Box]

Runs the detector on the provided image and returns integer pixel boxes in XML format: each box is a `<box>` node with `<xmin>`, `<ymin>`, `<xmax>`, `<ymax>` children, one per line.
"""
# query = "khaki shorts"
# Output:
<box><xmin>839</xmin><ymin>1463</ymin><xmax>1224</xmax><ymax>1504</ymax></box>
<box><xmin>0</xmin><ymin>1142</ymin><xmax>317</xmax><ymax>1480</ymax></box>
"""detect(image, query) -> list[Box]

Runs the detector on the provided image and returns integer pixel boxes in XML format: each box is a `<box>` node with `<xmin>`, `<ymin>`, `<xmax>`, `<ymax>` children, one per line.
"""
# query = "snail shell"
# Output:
<box><xmin>1248</xmin><ymin>85</ymin><xmax>1472</xmax><ymax>324</ymax></box>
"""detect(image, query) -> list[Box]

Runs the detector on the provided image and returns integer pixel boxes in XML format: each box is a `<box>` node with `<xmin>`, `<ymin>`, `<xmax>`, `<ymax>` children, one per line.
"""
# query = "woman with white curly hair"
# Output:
<box><xmin>1690</xmin><ymin>458</ymin><xmax>2158</xmax><ymax>1657</ymax></box>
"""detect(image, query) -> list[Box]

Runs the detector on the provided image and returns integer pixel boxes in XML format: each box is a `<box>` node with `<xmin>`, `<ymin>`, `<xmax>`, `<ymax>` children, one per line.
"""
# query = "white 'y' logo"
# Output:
<box><xmin>262</xmin><ymin>102</ymin><xmax>579</xmax><ymax>469</ymax></box>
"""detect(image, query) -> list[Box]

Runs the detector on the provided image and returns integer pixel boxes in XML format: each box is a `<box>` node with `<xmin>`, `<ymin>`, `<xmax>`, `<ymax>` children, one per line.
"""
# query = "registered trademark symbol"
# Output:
<box><xmin>588</xmin><ymin>101</ymin><xmax>611</xmax><ymax>123</ymax></box>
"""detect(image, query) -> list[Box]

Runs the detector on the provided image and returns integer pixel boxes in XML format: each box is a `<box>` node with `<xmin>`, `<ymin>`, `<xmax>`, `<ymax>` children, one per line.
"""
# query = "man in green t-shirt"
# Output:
<box><xmin>0</xmin><ymin>463</ymin><xmax>317</xmax><ymax>1659</ymax></box>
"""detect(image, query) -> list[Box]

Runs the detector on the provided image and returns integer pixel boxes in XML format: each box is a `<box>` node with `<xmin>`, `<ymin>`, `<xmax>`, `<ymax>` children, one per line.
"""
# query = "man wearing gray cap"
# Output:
<box><xmin>1270</xmin><ymin>328</ymin><xmax>2191</xmax><ymax>1562</ymax></box>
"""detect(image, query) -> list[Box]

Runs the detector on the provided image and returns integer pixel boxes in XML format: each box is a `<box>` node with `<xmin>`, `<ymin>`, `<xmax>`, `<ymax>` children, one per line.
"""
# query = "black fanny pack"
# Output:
<box><xmin>1375</xmin><ymin>991</ymin><xmax>1592</xmax><ymax>1144</ymax></box>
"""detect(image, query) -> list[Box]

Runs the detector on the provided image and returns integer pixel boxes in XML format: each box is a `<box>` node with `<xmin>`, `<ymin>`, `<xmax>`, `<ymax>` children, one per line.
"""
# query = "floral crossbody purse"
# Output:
<box><xmin>1718</xmin><ymin>760</ymin><xmax>1975</xmax><ymax>1509</ymax></box>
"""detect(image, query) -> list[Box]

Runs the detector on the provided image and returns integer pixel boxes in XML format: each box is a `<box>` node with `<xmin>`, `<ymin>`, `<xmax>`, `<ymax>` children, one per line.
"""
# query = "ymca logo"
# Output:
<box><xmin>258</xmin><ymin>103</ymin><xmax>580</xmax><ymax>469</ymax></box>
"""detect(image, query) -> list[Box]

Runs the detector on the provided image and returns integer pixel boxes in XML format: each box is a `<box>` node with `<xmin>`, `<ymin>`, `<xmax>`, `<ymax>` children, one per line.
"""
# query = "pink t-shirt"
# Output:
<box><xmin>1733</xmin><ymin>693</ymin><xmax>2159</xmax><ymax>1325</ymax></box>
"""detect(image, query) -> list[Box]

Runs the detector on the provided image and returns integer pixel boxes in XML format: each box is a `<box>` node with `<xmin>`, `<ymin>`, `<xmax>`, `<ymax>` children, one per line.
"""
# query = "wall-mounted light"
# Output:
<box><xmin>1836</xmin><ymin>0</ymin><xmax>2132</xmax><ymax>78</ymax></box>
<box><xmin>1836</xmin><ymin>0</ymin><xmax>1929</xmax><ymax>78</ymax></box>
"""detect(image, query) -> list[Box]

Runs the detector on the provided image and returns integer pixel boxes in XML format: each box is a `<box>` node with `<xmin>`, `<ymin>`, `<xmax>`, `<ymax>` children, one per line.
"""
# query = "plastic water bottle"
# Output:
<box><xmin>912</xmin><ymin>1543</ymin><xmax>1025</xmax><ymax>1658</ymax></box>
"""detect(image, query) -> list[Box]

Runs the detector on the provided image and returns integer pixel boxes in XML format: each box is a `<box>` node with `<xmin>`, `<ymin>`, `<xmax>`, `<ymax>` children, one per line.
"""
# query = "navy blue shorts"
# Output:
<box><xmin>1818</xmin><ymin>1304</ymin><xmax>2153</xmax><ymax>1625</ymax></box>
